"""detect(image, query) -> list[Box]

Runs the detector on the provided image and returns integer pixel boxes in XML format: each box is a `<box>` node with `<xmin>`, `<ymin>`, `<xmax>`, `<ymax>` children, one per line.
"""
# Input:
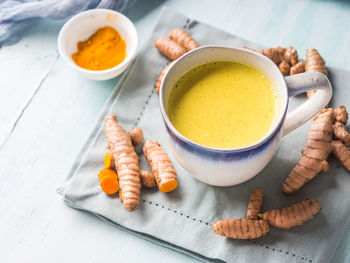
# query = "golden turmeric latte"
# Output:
<box><xmin>72</xmin><ymin>26</ymin><xmax>126</xmax><ymax>71</ymax></box>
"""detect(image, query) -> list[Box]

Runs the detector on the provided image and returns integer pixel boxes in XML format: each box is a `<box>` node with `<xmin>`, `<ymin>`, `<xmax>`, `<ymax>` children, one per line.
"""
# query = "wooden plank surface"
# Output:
<box><xmin>1</xmin><ymin>0</ymin><xmax>349</xmax><ymax>262</ymax></box>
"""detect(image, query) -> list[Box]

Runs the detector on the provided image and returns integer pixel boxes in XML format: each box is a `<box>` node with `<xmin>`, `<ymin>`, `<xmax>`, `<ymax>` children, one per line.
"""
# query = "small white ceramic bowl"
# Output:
<box><xmin>58</xmin><ymin>9</ymin><xmax>138</xmax><ymax>80</ymax></box>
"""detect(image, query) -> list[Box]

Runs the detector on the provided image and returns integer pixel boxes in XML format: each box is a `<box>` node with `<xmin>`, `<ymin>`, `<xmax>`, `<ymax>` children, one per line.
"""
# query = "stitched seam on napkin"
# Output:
<box><xmin>132</xmin><ymin>19</ymin><xmax>192</xmax><ymax>128</ymax></box>
<box><xmin>142</xmin><ymin>198</ymin><xmax>314</xmax><ymax>262</ymax></box>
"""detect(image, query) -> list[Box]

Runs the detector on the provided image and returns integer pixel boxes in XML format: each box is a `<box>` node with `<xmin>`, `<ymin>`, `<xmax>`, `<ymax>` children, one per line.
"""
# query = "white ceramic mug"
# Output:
<box><xmin>159</xmin><ymin>46</ymin><xmax>332</xmax><ymax>187</ymax></box>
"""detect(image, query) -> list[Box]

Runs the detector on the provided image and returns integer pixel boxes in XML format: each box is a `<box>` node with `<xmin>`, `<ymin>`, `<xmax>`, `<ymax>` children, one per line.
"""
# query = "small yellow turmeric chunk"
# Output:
<box><xmin>155</xmin><ymin>61</ymin><xmax>175</xmax><ymax>94</ymax></box>
<box><xmin>104</xmin><ymin>114</ymin><xmax>141</xmax><ymax>212</ymax></box>
<box><xmin>143</xmin><ymin>140</ymin><xmax>178</xmax><ymax>193</ymax></box>
<box><xmin>332</xmin><ymin>140</ymin><xmax>350</xmax><ymax>172</ymax></box>
<box><xmin>98</xmin><ymin>168</ymin><xmax>117</xmax><ymax>181</ymax></box>
<box><xmin>129</xmin><ymin>127</ymin><xmax>144</xmax><ymax>146</ymax></box>
<box><xmin>140</xmin><ymin>169</ymin><xmax>156</xmax><ymax>188</ymax></box>
<box><xmin>169</xmin><ymin>28</ymin><xmax>199</xmax><ymax>51</ymax></box>
<box><xmin>104</xmin><ymin>152</ymin><xmax>114</xmax><ymax>169</ymax></box>
<box><xmin>97</xmin><ymin>168</ymin><xmax>119</xmax><ymax>195</ymax></box>
<box><xmin>154</xmin><ymin>37</ymin><xmax>186</xmax><ymax>60</ymax></box>
<box><xmin>262</xmin><ymin>199</ymin><xmax>321</xmax><ymax>229</ymax></box>
<box><xmin>100</xmin><ymin>176</ymin><xmax>119</xmax><ymax>195</ymax></box>
<box><xmin>282</xmin><ymin>108</ymin><xmax>334</xmax><ymax>194</ymax></box>
<box><xmin>212</xmin><ymin>219</ymin><xmax>270</xmax><ymax>239</ymax></box>
<box><xmin>72</xmin><ymin>26</ymin><xmax>126</xmax><ymax>71</ymax></box>
<box><xmin>246</xmin><ymin>187</ymin><xmax>264</xmax><ymax>220</ymax></box>
<box><xmin>290</xmin><ymin>61</ymin><xmax>305</xmax><ymax>75</ymax></box>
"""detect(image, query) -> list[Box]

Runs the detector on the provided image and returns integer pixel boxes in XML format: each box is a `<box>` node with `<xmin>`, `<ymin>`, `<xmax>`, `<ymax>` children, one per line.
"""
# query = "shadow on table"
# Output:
<box><xmin>311</xmin><ymin>0</ymin><xmax>350</xmax><ymax>4</ymax></box>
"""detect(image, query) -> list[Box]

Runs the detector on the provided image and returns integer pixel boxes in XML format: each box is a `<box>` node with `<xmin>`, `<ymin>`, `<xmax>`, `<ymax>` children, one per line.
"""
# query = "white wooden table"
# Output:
<box><xmin>1</xmin><ymin>0</ymin><xmax>350</xmax><ymax>262</ymax></box>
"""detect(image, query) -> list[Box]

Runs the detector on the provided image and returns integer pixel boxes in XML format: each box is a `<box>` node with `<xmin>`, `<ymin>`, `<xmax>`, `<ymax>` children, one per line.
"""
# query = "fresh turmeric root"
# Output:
<box><xmin>143</xmin><ymin>140</ymin><xmax>178</xmax><ymax>193</ymax></box>
<box><xmin>259</xmin><ymin>46</ymin><xmax>298</xmax><ymax>66</ymax></box>
<box><xmin>104</xmin><ymin>152</ymin><xmax>114</xmax><ymax>169</ymax></box>
<box><xmin>290</xmin><ymin>61</ymin><xmax>305</xmax><ymax>75</ymax></box>
<box><xmin>212</xmin><ymin>219</ymin><xmax>270</xmax><ymax>239</ymax></box>
<box><xmin>333</xmin><ymin>106</ymin><xmax>350</xmax><ymax>146</ymax></box>
<box><xmin>332</xmin><ymin>140</ymin><xmax>350</xmax><ymax>172</ymax></box>
<box><xmin>305</xmin><ymin>48</ymin><xmax>327</xmax><ymax>98</ymax></box>
<box><xmin>258</xmin><ymin>46</ymin><xmax>285</xmax><ymax>65</ymax></box>
<box><xmin>98</xmin><ymin>168</ymin><xmax>119</xmax><ymax>195</ymax></box>
<box><xmin>129</xmin><ymin>127</ymin><xmax>143</xmax><ymax>146</ymax></box>
<box><xmin>334</xmin><ymin>105</ymin><xmax>348</xmax><ymax>124</ymax></box>
<box><xmin>282</xmin><ymin>108</ymin><xmax>334</xmax><ymax>194</ymax></box>
<box><xmin>262</xmin><ymin>199</ymin><xmax>321</xmax><ymax>229</ymax></box>
<box><xmin>140</xmin><ymin>169</ymin><xmax>157</xmax><ymax>188</ymax></box>
<box><xmin>283</xmin><ymin>46</ymin><xmax>298</xmax><ymax>66</ymax></box>
<box><xmin>279</xmin><ymin>60</ymin><xmax>290</xmax><ymax>75</ymax></box>
<box><xmin>246</xmin><ymin>187</ymin><xmax>264</xmax><ymax>220</ymax></box>
<box><xmin>333</xmin><ymin>122</ymin><xmax>350</xmax><ymax>146</ymax></box>
<box><xmin>154</xmin><ymin>37</ymin><xmax>186</xmax><ymax>60</ymax></box>
<box><xmin>104</xmin><ymin>114</ymin><xmax>141</xmax><ymax>212</ymax></box>
<box><xmin>169</xmin><ymin>28</ymin><xmax>199</xmax><ymax>51</ymax></box>
<box><xmin>244</xmin><ymin>46</ymin><xmax>298</xmax><ymax>75</ymax></box>
<box><xmin>155</xmin><ymin>61</ymin><xmax>175</xmax><ymax>94</ymax></box>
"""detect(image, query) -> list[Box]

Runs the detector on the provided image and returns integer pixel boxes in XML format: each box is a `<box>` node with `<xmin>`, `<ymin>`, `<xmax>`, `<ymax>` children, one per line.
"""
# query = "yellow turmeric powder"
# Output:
<box><xmin>72</xmin><ymin>26</ymin><xmax>126</xmax><ymax>71</ymax></box>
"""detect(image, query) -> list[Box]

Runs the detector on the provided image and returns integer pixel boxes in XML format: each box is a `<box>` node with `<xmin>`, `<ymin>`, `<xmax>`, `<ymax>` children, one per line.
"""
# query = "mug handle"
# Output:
<box><xmin>283</xmin><ymin>72</ymin><xmax>333</xmax><ymax>136</ymax></box>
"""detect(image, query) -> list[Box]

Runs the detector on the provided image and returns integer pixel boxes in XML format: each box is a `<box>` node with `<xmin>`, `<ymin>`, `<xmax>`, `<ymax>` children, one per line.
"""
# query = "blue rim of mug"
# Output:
<box><xmin>159</xmin><ymin>45</ymin><xmax>289</xmax><ymax>153</ymax></box>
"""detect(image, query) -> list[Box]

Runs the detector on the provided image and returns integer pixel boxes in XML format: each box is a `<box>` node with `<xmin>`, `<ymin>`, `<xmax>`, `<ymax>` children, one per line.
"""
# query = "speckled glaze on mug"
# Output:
<box><xmin>159</xmin><ymin>46</ymin><xmax>332</xmax><ymax>186</ymax></box>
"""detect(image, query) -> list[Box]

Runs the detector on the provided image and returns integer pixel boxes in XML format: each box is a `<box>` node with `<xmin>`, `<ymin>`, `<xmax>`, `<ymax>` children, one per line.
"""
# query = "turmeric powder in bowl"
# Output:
<box><xmin>71</xmin><ymin>26</ymin><xmax>126</xmax><ymax>71</ymax></box>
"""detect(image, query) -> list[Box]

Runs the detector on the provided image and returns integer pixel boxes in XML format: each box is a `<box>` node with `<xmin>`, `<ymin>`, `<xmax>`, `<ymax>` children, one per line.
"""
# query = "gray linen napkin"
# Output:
<box><xmin>58</xmin><ymin>7</ymin><xmax>350</xmax><ymax>263</ymax></box>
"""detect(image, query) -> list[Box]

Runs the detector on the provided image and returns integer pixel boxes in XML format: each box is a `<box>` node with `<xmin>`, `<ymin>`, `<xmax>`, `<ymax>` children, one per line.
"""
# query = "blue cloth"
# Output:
<box><xmin>0</xmin><ymin>0</ymin><xmax>137</xmax><ymax>45</ymax></box>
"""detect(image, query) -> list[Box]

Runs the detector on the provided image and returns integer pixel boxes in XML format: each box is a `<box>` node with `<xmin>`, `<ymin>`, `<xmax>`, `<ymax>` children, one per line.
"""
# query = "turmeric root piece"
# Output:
<box><xmin>100</xmin><ymin>176</ymin><xmax>119</xmax><ymax>195</ymax></box>
<box><xmin>334</xmin><ymin>105</ymin><xmax>348</xmax><ymax>124</ymax></box>
<box><xmin>283</xmin><ymin>46</ymin><xmax>298</xmax><ymax>66</ymax></box>
<box><xmin>154</xmin><ymin>37</ymin><xmax>186</xmax><ymax>60</ymax></box>
<box><xmin>305</xmin><ymin>48</ymin><xmax>327</xmax><ymax>98</ymax></box>
<box><xmin>259</xmin><ymin>46</ymin><xmax>285</xmax><ymax>65</ymax></box>
<box><xmin>155</xmin><ymin>61</ymin><xmax>175</xmax><ymax>94</ymax></box>
<box><xmin>282</xmin><ymin>108</ymin><xmax>335</xmax><ymax>194</ymax></box>
<box><xmin>290</xmin><ymin>61</ymin><xmax>305</xmax><ymax>75</ymax></box>
<box><xmin>97</xmin><ymin>168</ymin><xmax>119</xmax><ymax>195</ymax></box>
<box><xmin>104</xmin><ymin>114</ymin><xmax>141</xmax><ymax>212</ymax></box>
<box><xmin>262</xmin><ymin>199</ymin><xmax>321</xmax><ymax>229</ymax></box>
<box><xmin>143</xmin><ymin>140</ymin><xmax>178</xmax><ymax>193</ymax></box>
<box><xmin>212</xmin><ymin>219</ymin><xmax>270</xmax><ymax>239</ymax></box>
<box><xmin>98</xmin><ymin>168</ymin><xmax>118</xmax><ymax>181</ymax></box>
<box><xmin>169</xmin><ymin>28</ymin><xmax>199</xmax><ymax>51</ymax></box>
<box><xmin>333</xmin><ymin>122</ymin><xmax>350</xmax><ymax>146</ymax></box>
<box><xmin>257</xmin><ymin>46</ymin><xmax>299</xmax><ymax>75</ymax></box>
<box><xmin>104</xmin><ymin>152</ymin><xmax>114</xmax><ymax>169</ymax></box>
<box><xmin>332</xmin><ymin>140</ymin><xmax>350</xmax><ymax>172</ymax></box>
<box><xmin>279</xmin><ymin>60</ymin><xmax>290</xmax><ymax>75</ymax></box>
<box><xmin>246</xmin><ymin>187</ymin><xmax>264</xmax><ymax>220</ymax></box>
<box><xmin>129</xmin><ymin>127</ymin><xmax>143</xmax><ymax>146</ymax></box>
<box><xmin>305</xmin><ymin>48</ymin><xmax>327</xmax><ymax>75</ymax></box>
<box><xmin>140</xmin><ymin>169</ymin><xmax>157</xmax><ymax>188</ymax></box>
